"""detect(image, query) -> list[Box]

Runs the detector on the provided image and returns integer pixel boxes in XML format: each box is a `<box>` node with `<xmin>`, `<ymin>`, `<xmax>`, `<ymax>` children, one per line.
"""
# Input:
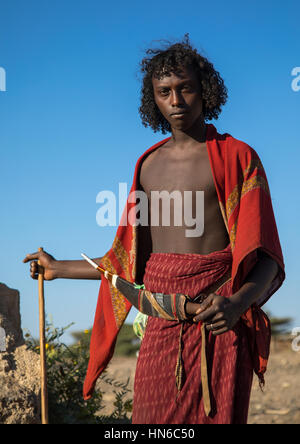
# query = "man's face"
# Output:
<box><xmin>152</xmin><ymin>65</ymin><xmax>204</xmax><ymax>132</ymax></box>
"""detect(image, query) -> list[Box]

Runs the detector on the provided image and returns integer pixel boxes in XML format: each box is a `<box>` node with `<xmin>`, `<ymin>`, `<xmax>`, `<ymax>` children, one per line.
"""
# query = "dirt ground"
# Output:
<box><xmin>248</xmin><ymin>340</ymin><xmax>300</xmax><ymax>424</ymax></box>
<box><xmin>98</xmin><ymin>339</ymin><xmax>300</xmax><ymax>424</ymax></box>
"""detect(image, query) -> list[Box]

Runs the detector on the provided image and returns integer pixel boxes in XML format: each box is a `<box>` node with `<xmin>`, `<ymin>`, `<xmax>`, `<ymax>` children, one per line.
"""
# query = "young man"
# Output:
<box><xmin>24</xmin><ymin>36</ymin><xmax>285</xmax><ymax>424</ymax></box>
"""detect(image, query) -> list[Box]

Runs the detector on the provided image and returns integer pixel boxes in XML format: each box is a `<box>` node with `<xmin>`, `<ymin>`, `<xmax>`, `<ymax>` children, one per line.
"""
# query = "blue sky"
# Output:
<box><xmin>0</xmin><ymin>0</ymin><xmax>299</xmax><ymax>343</ymax></box>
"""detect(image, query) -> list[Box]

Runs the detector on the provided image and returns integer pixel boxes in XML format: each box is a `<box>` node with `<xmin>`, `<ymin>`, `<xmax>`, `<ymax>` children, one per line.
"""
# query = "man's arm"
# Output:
<box><xmin>186</xmin><ymin>250</ymin><xmax>279</xmax><ymax>335</ymax></box>
<box><xmin>23</xmin><ymin>250</ymin><xmax>103</xmax><ymax>280</ymax></box>
<box><xmin>52</xmin><ymin>258</ymin><xmax>104</xmax><ymax>280</ymax></box>
<box><xmin>229</xmin><ymin>250</ymin><xmax>278</xmax><ymax>313</ymax></box>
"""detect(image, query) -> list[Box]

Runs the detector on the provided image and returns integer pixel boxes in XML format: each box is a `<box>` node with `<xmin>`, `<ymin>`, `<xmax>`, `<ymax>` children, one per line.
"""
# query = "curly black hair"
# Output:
<box><xmin>139</xmin><ymin>34</ymin><xmax>228</xmax><ymax>134</ymax></box>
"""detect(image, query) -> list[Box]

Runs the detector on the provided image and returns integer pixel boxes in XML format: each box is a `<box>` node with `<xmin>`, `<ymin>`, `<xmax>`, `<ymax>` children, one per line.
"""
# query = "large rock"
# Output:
<box><xmin>0</xmin><ymin>283</ymin><xmax>41</xmax><ymax>424</ymax></box>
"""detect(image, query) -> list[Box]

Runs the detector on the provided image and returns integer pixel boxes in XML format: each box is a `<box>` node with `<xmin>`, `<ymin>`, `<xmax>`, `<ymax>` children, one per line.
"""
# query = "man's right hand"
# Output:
<box><xmin>23</xmin><ymin>250</ymin><xmax>57</xmax><ymax>281</ymax></box>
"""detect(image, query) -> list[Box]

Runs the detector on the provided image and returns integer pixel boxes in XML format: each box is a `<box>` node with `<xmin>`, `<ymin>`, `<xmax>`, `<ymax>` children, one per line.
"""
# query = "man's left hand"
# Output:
<box><xmin>192</xmin><ymin>293</ymin><xmax>243</xmax><ymax>335</ymax></box>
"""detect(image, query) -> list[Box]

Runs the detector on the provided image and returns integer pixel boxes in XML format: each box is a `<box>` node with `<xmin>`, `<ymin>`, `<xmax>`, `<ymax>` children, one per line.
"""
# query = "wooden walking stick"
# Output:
<box><xmin>38</xmin><ymin>247</ymin><xmax>49</xmax><ymax>424</ymax></box>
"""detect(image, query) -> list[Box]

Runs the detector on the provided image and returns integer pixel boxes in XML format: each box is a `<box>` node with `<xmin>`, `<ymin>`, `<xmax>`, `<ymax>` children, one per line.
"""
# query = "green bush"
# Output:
<box><xmin>71</xmin><ymin>324</ymin><xmax>140</xmax><ymax>357</ymax></box>
<box><xmin>25</xmin><ymin>318</ymin><xmax>133</xmax><ymax>424</ymax></box>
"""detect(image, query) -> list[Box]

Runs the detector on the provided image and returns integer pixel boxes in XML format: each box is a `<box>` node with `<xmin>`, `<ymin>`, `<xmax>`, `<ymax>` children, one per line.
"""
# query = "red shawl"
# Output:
<box><xmin>83</xmin><ymin>123</ymin><xmax>285</xmax><ymax>400</ymax></box>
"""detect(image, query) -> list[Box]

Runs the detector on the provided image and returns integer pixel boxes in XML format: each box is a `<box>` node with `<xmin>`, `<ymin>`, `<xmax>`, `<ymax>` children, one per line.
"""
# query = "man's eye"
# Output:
<box><xmin>159</xmin><ymin>90</ymin><xmax>169</xmax><ymax>95</ymax></box>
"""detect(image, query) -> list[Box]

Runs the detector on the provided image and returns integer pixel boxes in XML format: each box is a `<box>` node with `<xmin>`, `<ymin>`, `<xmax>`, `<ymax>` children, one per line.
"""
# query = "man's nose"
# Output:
<box><xmin>170</xmin><ymin>90</ymin><xmax>184</xmax><ymax>106</ymax></box>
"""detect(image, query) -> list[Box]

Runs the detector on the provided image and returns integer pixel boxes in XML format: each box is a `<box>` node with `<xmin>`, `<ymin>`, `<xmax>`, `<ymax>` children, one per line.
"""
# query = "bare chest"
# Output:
<box><xmin>140</xmin><ymin>144</ymin><xmax>217</xmax><ymax>199</ymax></box>
<box><xmin>138</xmin><ymin>142</ymin><xmax>229</xmax><ymax>254</ymax></box>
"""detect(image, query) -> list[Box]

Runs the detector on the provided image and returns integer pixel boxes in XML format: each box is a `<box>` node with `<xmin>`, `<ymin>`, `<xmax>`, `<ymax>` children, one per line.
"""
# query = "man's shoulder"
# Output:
<box><xmin>137</xmin><ymin>137</ymin><xmax>171</xmax><ymax>163</ymax></box>
<box><xmin>134</xmin><ymin>138</ymin><xmax>171</xmax><ymax>178</ymax></box>
<box><xmin>218</xmin><ymin>129</ymin><xmax>260</xmax><ymax>162</ymax></box>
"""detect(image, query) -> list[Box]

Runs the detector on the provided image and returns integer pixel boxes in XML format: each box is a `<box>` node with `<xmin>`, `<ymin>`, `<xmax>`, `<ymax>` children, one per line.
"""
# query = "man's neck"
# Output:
<box><xmin>170</xmin><ymin>117</ymin><xmax>207</xmax><ymax>148</ymax></box>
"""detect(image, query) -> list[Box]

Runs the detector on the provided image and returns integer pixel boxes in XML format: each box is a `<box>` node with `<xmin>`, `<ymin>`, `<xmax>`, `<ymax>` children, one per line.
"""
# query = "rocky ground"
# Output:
<box><xmin>248</xmin><ymin>340</ymin><xmax>300</xmax><ymax>424</ymax></box>
<box><xmin>98</xmin><ymin>339</ymin><xmax>300</xmax><ymax>424</ymax></box>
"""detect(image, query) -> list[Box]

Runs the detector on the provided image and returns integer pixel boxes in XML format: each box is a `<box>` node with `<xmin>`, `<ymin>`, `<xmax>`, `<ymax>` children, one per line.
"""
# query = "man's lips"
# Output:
<box><xmin>171</xmin><ymin>112</ymin><xmax>187</xmax><ymax>120</ymax></box>
<box><xmin>170</xmin><ymin>110</ymin><xmax>188</xmax><ymax>116</ymax></box>
<box><xmin>170</xmin><ymin>111</ymin><xmax>188</xmax><ymax>119</ymax></box>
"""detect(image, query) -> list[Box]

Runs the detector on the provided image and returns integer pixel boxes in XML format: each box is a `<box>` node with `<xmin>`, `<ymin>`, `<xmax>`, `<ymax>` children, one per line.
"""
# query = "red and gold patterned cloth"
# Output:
<box><xmin>83</xmin><ymin>123</ymin><xmax>285</xmax><ymax>401</ymax></box>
